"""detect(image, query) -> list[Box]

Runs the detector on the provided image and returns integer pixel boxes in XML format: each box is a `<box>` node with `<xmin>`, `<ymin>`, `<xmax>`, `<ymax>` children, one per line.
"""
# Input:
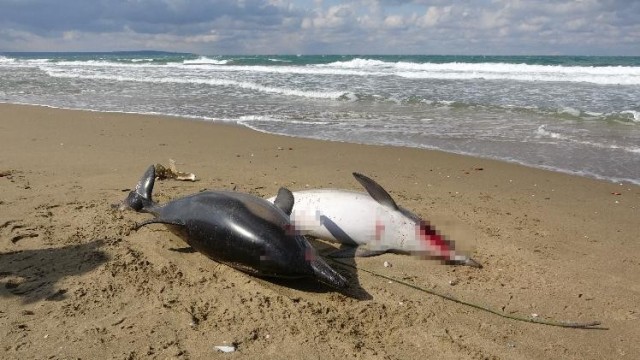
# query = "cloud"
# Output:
<box><xmin>0</xmin><ymin>0</ymin><xmax>638</xmax><ymax>55</ymax></box>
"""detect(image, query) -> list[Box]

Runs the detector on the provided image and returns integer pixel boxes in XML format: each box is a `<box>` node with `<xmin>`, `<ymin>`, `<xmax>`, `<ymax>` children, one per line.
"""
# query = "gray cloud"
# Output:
<box><xmin>0</xmin><ymin>0</ymin><xmax>638</xmax><ymax>55</ymax></box>
<box><xmin>0</xmin><ymin>0</ymin><xmax>292</xmax><ymax>34</ymax></box>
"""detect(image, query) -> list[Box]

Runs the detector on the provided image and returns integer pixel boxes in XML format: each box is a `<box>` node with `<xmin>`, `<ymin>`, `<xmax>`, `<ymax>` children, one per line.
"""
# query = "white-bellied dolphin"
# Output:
<box><xmin>121</xmin><ymin>165</ymin><xmax>348</xmax><ymax>288</ymax></box>
<box><xmin>268</xmin><ymin>173</ymin><xmax>481</xmax><ymax>268</ymax></box>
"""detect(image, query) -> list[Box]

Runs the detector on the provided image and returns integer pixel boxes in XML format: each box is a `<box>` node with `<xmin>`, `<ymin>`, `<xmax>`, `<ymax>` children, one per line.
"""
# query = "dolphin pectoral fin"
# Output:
<box><xmin>326</xmin><ymin>246</ymin><xmax>357</xmax><ymax>258</ymax></box>
<box><xmin>309</xmin><ymin>256</ymin><xmax>348</xmax><ymax>288</ymax></box>
<box><xmin>133</xmin><ymin>218</ymin><xmax>185</xmax><ymax>231</ymax></box>
<box><xmin>328</xmin><ymin>245</ymin><xmax>388</xmax><ymax>258</ymax></box>
<box><xmin>354</xmin><ymin>245</ymin><xmax>389</xmax><ymax>257</ymax></box>
<box><xmin>169</xmin><ymin>246</ymin><xmax>197</xmax><ymax>253</ymax></box>
<box><xmin>273</xmin><ymin>187</ymin><xmax>295</xmax><ymax>216</ymax></box>
<box><xmin>319</xmin><ymin>215</ymin><xmax>359</xmax><ymax>246</ymax></box>
<box><xmin>352</xmin><ymin>173</ymin><xmax>399</xmax><ymax>210</ymax></box>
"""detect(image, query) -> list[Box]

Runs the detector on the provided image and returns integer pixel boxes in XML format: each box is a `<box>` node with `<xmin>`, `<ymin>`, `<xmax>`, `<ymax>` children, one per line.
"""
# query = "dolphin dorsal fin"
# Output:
<box><xmin>352</xmin><ymin>172</ymin><xmax>399</xmax><ymax>210</ymax></box>
<box><xmin>273</xmin><ymin>187</ymin><xmax>295</xmax><ymax>215</ymax></box>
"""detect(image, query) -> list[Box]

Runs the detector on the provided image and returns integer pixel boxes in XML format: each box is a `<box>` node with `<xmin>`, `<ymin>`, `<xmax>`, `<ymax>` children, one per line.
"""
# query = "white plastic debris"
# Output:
<box><xmin>215</xmin><ymin>345</ymin><xmax>236</xmax><ymax>353</ymax></box>
<box><xmin>383</xmin><ymin>261</ymin><xmax>392</xmax><ymax>268</ymax></box>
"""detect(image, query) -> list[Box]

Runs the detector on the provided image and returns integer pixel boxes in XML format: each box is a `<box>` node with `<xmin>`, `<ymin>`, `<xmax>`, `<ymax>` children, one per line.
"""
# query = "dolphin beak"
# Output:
<box><xmin>464</xmin><ymin>258</ymin><xmax>483</xmax><ymax>268</ymax></box>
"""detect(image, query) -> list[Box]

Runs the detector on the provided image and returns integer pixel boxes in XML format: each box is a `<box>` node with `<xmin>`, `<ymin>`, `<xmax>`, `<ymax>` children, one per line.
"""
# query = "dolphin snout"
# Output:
<box><xmin>464</xmin><ymin>258</ymin><xmax>483</xmax><ymax>268</ymax></box>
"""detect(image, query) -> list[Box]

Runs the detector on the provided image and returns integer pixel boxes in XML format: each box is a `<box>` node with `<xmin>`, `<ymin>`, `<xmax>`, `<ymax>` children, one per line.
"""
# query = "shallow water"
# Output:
<box><xmin>1</xmin><ymin>52</ymin><xmax>638</xmax><ymax>184</ymax></box>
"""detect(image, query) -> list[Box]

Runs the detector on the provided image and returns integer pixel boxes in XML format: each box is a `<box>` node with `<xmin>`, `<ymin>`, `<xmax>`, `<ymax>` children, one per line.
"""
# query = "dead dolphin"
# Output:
<box><xmin>121</xmin><ymin>165</ymin><xmax>347</xmax><ymax>288</ymax></box>
<box><xmin>268</xmin><ymin>173</ymin><xmax>481</xmax><ymax>268</ymax></box>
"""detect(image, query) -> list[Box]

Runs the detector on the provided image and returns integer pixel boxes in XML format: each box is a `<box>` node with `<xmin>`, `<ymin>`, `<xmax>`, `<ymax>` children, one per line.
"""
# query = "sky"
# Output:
<box><xmin>0</xmin><ymin>0</ymin><xmax>638</xmax><ymax>56</ymax></box>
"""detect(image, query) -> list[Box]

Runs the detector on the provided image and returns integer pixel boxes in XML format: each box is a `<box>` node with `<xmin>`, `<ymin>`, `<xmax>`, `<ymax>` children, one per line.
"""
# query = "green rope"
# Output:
<box><xmin>330</xmin><ymin>258</ymin><xmax>607</xmax><ymax>330</ymax></box>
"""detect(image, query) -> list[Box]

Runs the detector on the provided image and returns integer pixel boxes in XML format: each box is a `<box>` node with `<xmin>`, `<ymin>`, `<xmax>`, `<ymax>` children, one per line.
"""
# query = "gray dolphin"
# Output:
<box><xmin>121</xmin><ymin>165</ymin><xmax>347</xmax><ymax>288</ymax></box>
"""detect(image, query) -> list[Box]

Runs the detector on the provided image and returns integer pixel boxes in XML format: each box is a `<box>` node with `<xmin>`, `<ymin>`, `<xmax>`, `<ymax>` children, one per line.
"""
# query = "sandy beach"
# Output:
<box><xmin>1</xmin><ymin>103</ymin><xmax>639</xmax><ymax>359</ymax></box>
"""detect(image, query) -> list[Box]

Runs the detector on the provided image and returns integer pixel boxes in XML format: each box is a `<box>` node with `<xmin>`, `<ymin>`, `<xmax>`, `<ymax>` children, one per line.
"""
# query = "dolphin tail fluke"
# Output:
<box><xmin>309</xmin><ymin>257</ymin><xmax>348</xmax><ymax>288</ymax></box>
<box><xmin>121</xmin><ymin>165</ymin><xmax>157</xmax><ymax>212</ymax></box>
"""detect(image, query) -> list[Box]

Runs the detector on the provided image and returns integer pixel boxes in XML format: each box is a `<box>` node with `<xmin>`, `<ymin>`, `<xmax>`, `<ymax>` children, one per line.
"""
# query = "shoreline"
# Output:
<box><xmin>1</xmin><ymin>103</ymin><xmax>639</xmax><ymax>359</ymax></box>
<box><xmin>2</xmin><ymin>101</ymin><xmax>637</xmax><ymax>186</ymax></box>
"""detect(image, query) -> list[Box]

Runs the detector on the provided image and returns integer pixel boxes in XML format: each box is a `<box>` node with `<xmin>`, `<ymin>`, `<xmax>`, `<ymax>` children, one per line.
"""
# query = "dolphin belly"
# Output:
<box><xmin>273</xmin><ymin>190</ymin><xmax>395</xmax><ymax>249</ymax></box>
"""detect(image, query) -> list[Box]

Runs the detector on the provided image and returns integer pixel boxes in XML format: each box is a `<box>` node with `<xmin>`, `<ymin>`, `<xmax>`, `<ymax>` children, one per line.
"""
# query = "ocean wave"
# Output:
<box><xmin>40</xmin><ymin>68</ymin><xmax>346</xmax><ymax>100</ymax></box>
<box><xmin>128</xmin><ymin>58</ymin><xmax>156</xmax><ymax>63</ymax></box>
<box><xmin>177</xmin><ymin>63</ymin><xmax>372</xmax><ymax>77</ymax></box>
<box><xmin>319</xmin><ymin>58</ymin><xmax>391</xmax><ymax>69</ymax></box>
<box><xmin>268</xmin><ymin>58</ymin><xmax>291</xmax><ymax>63</ymax></box>
<box><xmin>183</xmin><ymin>56</ymin><xmax>228</xmax><ymax>65</ymax></box>
<box><xmin>4</xmin><ymin>53</ymin><xmax>640</xmax><ymax>85</ymax></box>
<box><xmin>547</xmin><ymin>108</ymin><xmax>640</xmax><ymax>124</ymax></box>
<box><xmin>536</xmin><ymin>125</ymin><xmax>640</xmax><ymax>154</ymax></box>
<box><xmin>32</xmin><ymin>59</ymin><xmax>374</xmax><ymax>77</ymax></box>
<box><xmin>558</xmin><ymin>106</ymin><xmax>581</xmax><ymax>117</ymax></box>
<box><xmin>18</xmin><ymin>62</ymin><xmax>640</xmax><ymax>122</ymax></box>
<box><xmin>321</xmin><ymin>58</ymin><xmax>640</xmax><ymax>85</ymax></box>
<box><xmin>13</xmin><ymin>54</ymin><xmax>638</xmax><ymax>85</ymax></box>
<box><xmin>237</xmin><ymin>115</ymin><xmax>330</xmax><ymax>125</ymax></box>
<box><xmin>620</xmin><ymin>110</ymin><xmax>640</xmax><ymax>123</ymax></box>
<box><xmin>535</xmin><ymin>125</ymin><xmax>569</xmax><ymax>140</ymax></box>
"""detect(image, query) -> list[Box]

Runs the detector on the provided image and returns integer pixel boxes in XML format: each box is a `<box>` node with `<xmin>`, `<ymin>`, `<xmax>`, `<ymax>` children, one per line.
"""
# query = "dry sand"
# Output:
<box><xmin>1</xmin><ymin>103</ymin><xmax>639</xmax><ymax>359</ymax></box>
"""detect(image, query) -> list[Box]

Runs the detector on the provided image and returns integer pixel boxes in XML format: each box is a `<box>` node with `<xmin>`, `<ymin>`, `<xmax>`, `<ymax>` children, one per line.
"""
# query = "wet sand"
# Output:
<box><xmin>1</xmin><ymin>103</ymin><xmax>639</xmax><ymax>359</ymax></box>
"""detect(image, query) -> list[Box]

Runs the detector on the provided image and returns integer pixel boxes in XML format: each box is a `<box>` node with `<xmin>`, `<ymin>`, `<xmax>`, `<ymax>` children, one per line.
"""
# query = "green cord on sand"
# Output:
<box><xmin>330</xmin><ymin>258</ymin><xmax>607</xmax><ymax>330</ymax></box>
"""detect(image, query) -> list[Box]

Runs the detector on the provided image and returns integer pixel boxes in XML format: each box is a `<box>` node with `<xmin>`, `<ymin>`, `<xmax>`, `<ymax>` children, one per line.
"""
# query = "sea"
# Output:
<box><xmin>1</xmin><ymin>51</ymin><xmax>639</xmax><ymax>185</ymax></box>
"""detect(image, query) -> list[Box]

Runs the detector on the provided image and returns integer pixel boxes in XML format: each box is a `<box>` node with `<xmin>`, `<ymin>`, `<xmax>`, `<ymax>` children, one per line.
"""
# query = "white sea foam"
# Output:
<box><xmin>40</xmin><ymin>68</ymin><xmax>346</xmax><ymax>100</ymax></box>
<box><xmin>559</xmin><ymin>106</ymin><xmax>581</xmax><ymax>117</ymax></box>
<box><xmin>27</xmin><ymin>56</ymin><xmax>640</xmax><ymax>85</ymax></box>
<box><xmin>51</xmin><ymin>60</ymin><xmax>151</xmax><ymax>67</ymax></box>
<box><xmin>536</xmin><ymin>125</ymin><xmax>570</xmax><ymax>140</ymax></box>
<box><xmin>183</xmin><ymin>56</ymin><xmax>228</xmax><ymax>65</ymax></box>
<box><xmin>320</xmin><ymin>58</ymin><xmax>391</xmax><ymax>69</ymax></box>
<box><xmin>183</xmin><ymin>63</ymin><xmax>372</xmax><ymax>77</ymax></box>
<box><xmin>621</xmin><ymin>110</ymin><xmax>640</xmax><ymax>123</ymax></box>
<box><xmin>536</xmin><ymin>125</ymin><xmax>640</xmax><ymax>154</ymax></box>
<box><xmin>322</xmin><ymin>58</ymin><xmax>640</xmax><ymax>85</ymax></box>
<box><xmin>268</xmin><ymin>58</ymin><xmax>291</xmax><ymax>63</ymax></box>
<box><xmin>0</xmin><ymin>57</ymin><xmax>48</xmax><ymax>68</ymax></box>
<box><xmin>238</xmin><ymin>115</ymin><xmax>330</xmax><ymax>125</ymax></box>
<box><xmin>7</xmin><ymin>55</ymin><xmax>640</xmax><ymax>85</ymax></box>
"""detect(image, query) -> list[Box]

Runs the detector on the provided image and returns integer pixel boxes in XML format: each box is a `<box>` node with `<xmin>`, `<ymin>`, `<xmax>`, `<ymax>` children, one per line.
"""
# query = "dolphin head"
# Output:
<box><xmin>392</xmin><ymin>207</ymin><xmax>482</xmax><ymax>268</ymax></box>
<box><xmin>415</xmin><ymin>215</ymin><xmax>482</xmax><ymax>268</ymax></box>
<box><xmin>353</xmin><ymin>172</ymin><xmax>482</xmax><ymax>268</ymax></box>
